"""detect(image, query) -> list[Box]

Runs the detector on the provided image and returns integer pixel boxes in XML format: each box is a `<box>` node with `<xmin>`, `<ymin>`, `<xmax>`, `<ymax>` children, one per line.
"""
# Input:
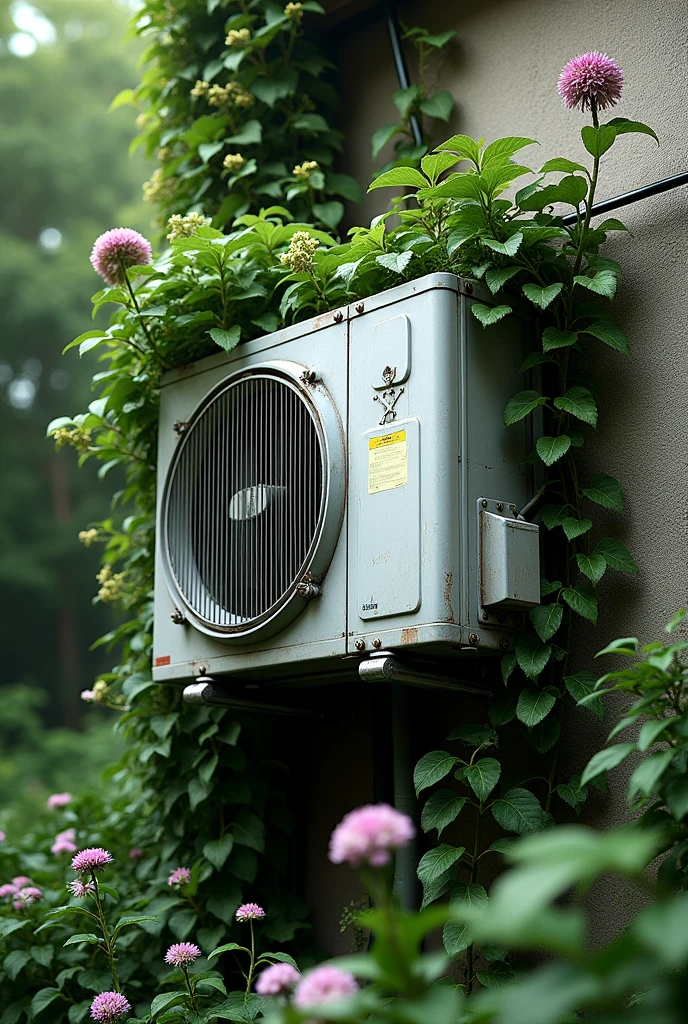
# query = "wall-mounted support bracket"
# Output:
<box><xmin>183</xmin><ymin>676</ymin><xmax>319</xmax><ymax>717</ymax></box>
<box><xmin>358</xmin><ymin>651</ymin><xmax>490</xmax><ymax>697</ymax></box>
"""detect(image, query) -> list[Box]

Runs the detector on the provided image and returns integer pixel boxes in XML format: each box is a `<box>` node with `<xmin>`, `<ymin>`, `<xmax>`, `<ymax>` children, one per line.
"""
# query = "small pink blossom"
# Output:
<box><xmin>90</xmin><ymin>228</ymin><xmax>153</xmax><ymax>287</ymax></box>
<box><xmin>0</xmin><ymin>831</ymin><xmax>6</xmax><ymax>842</ymax></box>
<box><xmin>557</xmin><ymin>52</ymin><xmax>624</xmax><ymax>113</ymax></box>
<box><xmin>236</xmin><ymin>902</ymin><xmax>265</xmax><ymax>921</ymax></box>
<box><xmin>167</xmin><ymin>866</ymin><xmax>191</xmax><ymax>887</ymax></box>
<box><xmin>52</xmin><ymin>837</ymin><xmax>77</xmax><ymax>855</ymax></box>
<box><xmin>90</xmin><ymin>992</ymin><xmax>131</xmax><ymax>1023</ymax></box>
<box><xmin>72</xmin><ymin>847</ymin><xmax>113</xmax><ymax>874</ymax></box>
<box><xmin>165</xmin><ymin>942</ymin><xmax>201</xmax><ymax>967</ymax></box>
<box><xmin>68</xmin><ymin>880</ymin><xmax>96</xmax><ymax>898</ymax></box>
<box><xmin>15</xmin><ymin>886</ymin><xmax>43</xmax><ymax>905</ymax></box>
<box><xmin>81</xmin><ymin>689</ymin><xmax>97</xmax><ymax>702</ymax></box>
<box><xmin>294</xmin><ymin>966</ymin><xmax>358</xmax><ymax>1011</ymax></box>
<box><xmin>129</xmin><ymin>848</ymin><xmax>144</xmax><ymax>860</ymax></box>
<box><xmin>255</xmin><ymin>962</ymin><xmax>301</xmax><ymax>996</ymax></box>
<box><xmin>12</xmin><ymin>876</ymin><xmax>31</xmax><ymax>886</ymax></box>
<box><xmin>47</xmin><ymin>792</ymin><xmax>72</xmax><ymax>809</ymax></box>
<box><xmin>328</xmin><ymin>803</ymin><xmax>415</xmax><ymax>868</ymax></box>
<box><xmin>0</xmin><ymin>884</ymin><xmax>17</xmax><ymax>899</ymax></box>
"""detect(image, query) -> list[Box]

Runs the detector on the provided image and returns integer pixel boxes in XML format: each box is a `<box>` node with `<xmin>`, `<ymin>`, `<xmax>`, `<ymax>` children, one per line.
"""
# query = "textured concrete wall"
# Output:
<box><xmin>305</xmin><ymin>0</ymin><xmax>688</xmax><ymax>953</ymax></box>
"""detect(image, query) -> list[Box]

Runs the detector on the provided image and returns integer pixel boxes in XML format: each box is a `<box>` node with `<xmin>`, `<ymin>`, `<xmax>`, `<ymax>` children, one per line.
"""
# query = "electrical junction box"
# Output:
<box><xmin>152</xmin><ymin>273</ymin><xmax>540</xmax><ymax>686</ymax></box>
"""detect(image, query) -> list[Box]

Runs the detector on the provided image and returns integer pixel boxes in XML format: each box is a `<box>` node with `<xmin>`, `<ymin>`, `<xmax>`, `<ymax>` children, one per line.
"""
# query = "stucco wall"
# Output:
<box><xmin>305</xmin><ymin>0</ymin><xmax>688</xmax><ymax>953</ymax></box>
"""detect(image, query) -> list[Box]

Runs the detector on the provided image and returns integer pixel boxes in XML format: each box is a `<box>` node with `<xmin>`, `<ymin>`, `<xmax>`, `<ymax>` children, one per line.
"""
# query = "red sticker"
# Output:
<box><xmin>155</xmin><ymin>655</ymin><xmax>171</xmax><ymax>667</ymax></box>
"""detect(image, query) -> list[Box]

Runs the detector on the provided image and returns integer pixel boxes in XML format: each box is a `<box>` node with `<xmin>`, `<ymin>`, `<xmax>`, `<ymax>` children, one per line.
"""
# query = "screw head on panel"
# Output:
<box><xmin>355</xmin><ymin>639</ymin><xmax>366</xmax><ymax>651</ymax></box>
<box><xmin>499</xmin><ymin>639</ymin><xmax>510</xmax><ymax>651</ymax></box>
<box><xmin>510</xmin><ymin>504</ymin><xmax>517</xmax><ymax>515</ymax></box>
<box><xmin>469</xmin><ymin>633</ymin><xmax>479</xmax><ymax>646</ymax></box>
<box><xmin>465</xmin><ymin>282</ymin><xmax>473</xmax><ymax>295</ymax></box>
<box><xmin>481</xmin><ymin>499</ymin><xmax>488</xmax><ymax>508</ymax></box>
<box><xmin>481</xmin><ymin>612</ymin><xmax>489</xmax><ymax>621</ymax></box>
<box><xmin>198</xmin><ymin>664</ymin><xmax>207</xmax><ymax>675</ymax></box>
<box><xmin>171</xmin><ymin>608</ymin><xmax>186</xmax><ymax>625</ymax></box>
<box><xmin>355</xmin><ymin>302</ymin><xmax>364</xmax><ymax>314</ymax></box>
<box><xmin>333</xmin><ymin>310</ymin><xmax>344</xmax><ymax>323</ymax></box>
<box><xmin>496</xmin><ymin>502</ymin><xmax>503</xmax><ymax>512</ymax></box>
<box><xmin>372</xmin><ymin>638</ymin><xmax>382</xmax><ymax>649</ymax></box>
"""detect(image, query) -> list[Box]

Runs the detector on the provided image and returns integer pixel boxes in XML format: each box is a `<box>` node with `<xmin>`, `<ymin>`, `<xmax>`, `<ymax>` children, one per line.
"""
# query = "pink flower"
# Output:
<box><xmin>90</xmin><ymin>992</ymin><xmax>131</xmax><ymax>1023</ymax></box>
<box><xmin>328</xmin><ymin>803</ymin><xmax>415</xmax><ymax>868</ymax></box>
<box><xmin>12</xmin><ymin>876</ymin><xmax>31</xmax><ymax>886</ymax></box>
<box><xmin>68</xmin><ymin>880</ymin><xmax>96</xmax><ymax>898</ymax></box>
<box><xmin>255</xmin><ymin>962</ymin><xmax>301</xmax><ymax>996</ymax></box>
<box><xmin>72</xmin><ymin>848</ymin><xmax>113</xmax><ymax>874</ymax></box>
<box><xmin>47</xmin><ymin>793</ymin><xmax>72</xmax><ymax>809</ymax></box>
<box><xmin>167</xmin><ymin>866</ymin><xmax>191</xmax><ymax>887</ymax></box>
<box><xmin>81</xmin><ymin>689</ymin><xmax>96</xmax><ymax>702</ymax></box>
<box><xmin>15</xmin><ymin>886</ymin><xmax>43</xmax><ymax>905</ymax></box>
<box><xmin>0</xmin><ymin>884</ymin><xmax>17</xmax><ymax>899</ymax></box>
<box><xmin>294</xmin><ymin>966</ymin><xmax>358</xmax><ymax>1011</ymax></box>
<box><xmin>164</xmin><ymin>942</ymin><xmax>201</xmax><ymax>968</ymax></box>
<box><xmin>235</xmin><ymin>903</ymin><xmax>265</xmax><ymax>921</ymax></box>
<box><xmin>557</xmin><ymin>52</ymin><xmax>623</xmax><ymax>113</ymax></box>
<box><xmin>52</xmin><ymin>838</ymin><xmax>77</xmax><ymax>855</ymax></box>
<box><xmin>90</xmin><ymin>228</ymin><xmax>153</xmax><ymax>287</ymax></box>
<box><xmin>129</xmin><ymin>848</ymin><xmax>144</xmax><ymax>860</ymax></box>
<box><xmin>0</xmin><ymin>831</ymin><xmax>6</xmax><ymax>842</ymax></box>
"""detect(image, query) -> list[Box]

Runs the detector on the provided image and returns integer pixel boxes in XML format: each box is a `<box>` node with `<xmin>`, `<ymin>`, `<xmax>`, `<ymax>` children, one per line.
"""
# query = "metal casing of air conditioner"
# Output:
<box><xmin>152</xmin><ymin>273</ymin><xmax>539</xmax><ymax>685</ymax></box>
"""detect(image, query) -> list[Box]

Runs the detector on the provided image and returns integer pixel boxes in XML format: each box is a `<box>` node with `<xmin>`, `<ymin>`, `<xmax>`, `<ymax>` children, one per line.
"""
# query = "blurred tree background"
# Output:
<box><xmin>0</xmin><ymin>0</ymin><xmax>148</xmax><ymax>780</ymax></box>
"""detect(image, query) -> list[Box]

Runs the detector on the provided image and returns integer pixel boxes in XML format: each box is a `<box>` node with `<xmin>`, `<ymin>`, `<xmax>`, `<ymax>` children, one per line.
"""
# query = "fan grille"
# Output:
<box><xmin>164</xmin><ymin>373</ymin><xmax>324</xmax><ymax>631</ymax></box>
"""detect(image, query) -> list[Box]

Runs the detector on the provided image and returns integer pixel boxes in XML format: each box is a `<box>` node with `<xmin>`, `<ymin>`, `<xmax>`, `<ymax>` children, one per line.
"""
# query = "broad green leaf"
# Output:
<box><xmin>371</xmin><ymin>122</ymin><xmax>400</xmax><ymax>158</ymax></box>
<box><xmin>504</xmin><ymin>390</ymin><xmax>547</xmax><ymax>426</ymax></box>
<box><xmin>393</xmin><ymin>83</ymin><xmax>420</xmax><ymax>118</ymax></box>
<box><xmin>565</xmin><ymin>673</ymin><xmax>604</xmax><ymax>720</ymax></box>
<box><xmin>604</xmin><ymin>117</ymin><xmax>659</xmax><ymax>144</ymax></box>
<box><xmin>542</xmin><ymin>327</ymin><xmax>578</xmax><ymax>352</ymax></box>
<box><xmin>375</xmin><ymin>251</ymin><xmax>413</xmax><ymax>274</ymax></box>
<box><xmin>627</xmin><ymin>749</ymin><xmax>674</xmax><ymax>801</ymax></box>
<box><xmin>553</xmin><ymin>387</ymin><xmax>598</xmax><ymax>427</ymax></box>
<box><xmin>442</xmin><ymin>883</ymin><xmax>488</xmax><ymax>955</ymax></box>
<box><xmin>150</xmin><ymin>992</ymin><xmax>188</xmax><ymax>1018</ymax></box>
<box><xmin>414</xmin><ymin>750</ymin><xmax>460</xmax><ymax>794</ymax></box>
<box><xmin>536</xmin><ymin>434</ymin><xmax>571</xmax><ymax>466</ymax></box>
<box><xmin>562</xmin><ymin>517</ymin><xmax>592</xmax><ymax>541</ymax></box>
<box><xmin>198</xmin><ymin>141</ymin><xmax>223</xmax><ymax>163</ymax></box>
<box><xmin>539</xmin><ymin>157</ymin><xmax>588</xmax><ymax>175</ymax></box>
<box><xmin>574</xmin><ymin>269</ymin><xmax>618</xmax><ymax>299</ymax></box>
<box><xmin>595</xmin><ymin>636</ymin><xmax>638</xmax><ymax>657</ymax></box>
<box><xmin>584</xmin><ymin>319</ymin><xmax>631</xmax><ymax>355</ymax></box>
<box><xmin>516</xmin><ymin>688</ymin><xmax>557</xmax><ymax>727</ymax></box>
<box><xmin>482</xmin><ymin>136</ymin><xmax>537</xmax><ymax>166</ymax></box>
<box><xmin>581</xmin><ymin>124</ymin><xmax>617</xmax><ymax>158</ymax></box>
<box><xmin>561</xmin><ymin>585</ymin><xmax>598</xmax><ymax>624</ymax></box>
<box><xmin>4</xmin><ymin>950</ymin><xmax>31</xmax><ymax>980</ymax></box>
<box><xmin>435</xmin><ymin>134</ymin><xmax>484</xmax><ymax>165</ymax></box>
<box><xmin>492</xmin><ymin>788</ymin><xmax>544</xmax><ymax>834</ymax></box>
<box><xmin>530</xmin><ymin>602</ymin><xmax>563</xmax><ymax>642</ymax></box>
<box><xmin>638</xmin><ymin>719</ymin><xmax>670</xmax><ymax>752</ymax></box>
<box><xmin>31</xmin><ymin>989</ymin><xmax>62</xmax><ymax>1017</ymax></box>
<box><xmin>426</xmin><ymin>174</ymin><xmax>484</xmax><ymax>201</ymax></box>
<box><xmin>421</xmin><ymin>790</ymin><xmax>466</xmax><ymax>838</ymax></box>
<box><xmin>482</xmin><ymin>232</ymin><xmax>523</xmax><ymax>256</ymax></box>
<box><xmin>581</xmin><ymin>743</ymin><xmax>635</xmax><ymax>786</ymax></box>
<box><xmin>418</xmin><ymin>90</ymin><xmax>454</xmax><ymax>121</ymax></box>
<box><xmin>471</xmin><ymin>303</ymin><xmax>512</xmax><ymax>327</ymax></box>
<box><xmin>583</xmin><ymin>474</ymin><xmax>624</xmax><ymax>513</ymax></box>
<box><xmin>519</xmin><ymin>174</ymin><xmax>588</xmax><ymax>210</ymax></box>
<box><xmin>520</xmin><ymin>351</ymin><xmax>555</xmax><ymax>372</ymax></box>
<box><xmin>522</xmin><ymin>281</ymin><xmax>563</xmax><ymax>310</ymax></box>
<box><xmin>417</xmin><ymin>844</ymin><xmax>465</xmax><ymax>885</ymax></box>
<box><xmin>485</xmin><ymin>265</ymin><xmax>521</xmax><ymax>294</ymax></box>
<box><xmin>595</xmin><ymin>537</ymin><xmax>638</xmax><ymax>574</ymax></box>
<box><xmin>530</xmin><ymin>715</ymin><xmax>562</xmax><ymax>753</ymax></box>
<box><xmin>448</xmin><ymin>723</ymin><xmax>496</xmax><ymax>747</ymax></box>
<box><xmin>515</xmin><ymin>634</ymin><xmax>552</xmax><ymax>679</ymax></box>
<box><xmin>257</xmin><ymin>952</ymin><xmax>299</xmax><ymax>968</ymax></box>
<box><xmin>541</xmin><ymin>505</ymin><xmax>569</xmax><ymax>530</ymax></box>
<box><xmin>368</xmin><ymin>166</ymin><xmax>428</xmax><ymax>191</ymax></box>
<box><xmin>541</xmin><ymin>578</ymin><xmax>563</xmax><ymax>595</ymax></box>
<box><xmin>232</xmin><ymin>811</ymin><xmax>265</xmax><ymax>853</ymax></box>
<box><xmin>476</xmin><ymin>961</ymin><xmax>514</xmax><ymax>989</ymax></box>
<box><xmin>420</xmin><ymin>152</ymin><xmax>461</xmax><ymax>182</ymax></box>
<box><xmin>203</xmin><ymin>834</ymin><xmax>235</xmax><ymax>870</ymax></box>
<box><xmin>464</xmin><ymin>758</ymin><xmax>501</xmax><ymax>802</ymax></box>
<box><xmin>63</xmin><ymin>934</ymin><xmax>100</xmax><ymax>947</ymax></box>
<box><xmin>208</xmin><ymin>942</ymin><xmax>250</xmax><ymax>961</ymax></box>
<box><xmin>209</xmin><ymin>326</ymin><xmax>241</xmax><ymax>352</ymax></box>
<box><xmin>113</xmin><ymin>915</ymin><xmax>157</xmax><ymax>934</ymax></box>
<box><xmin>490</xmin><ymin>690</ymin><xmax>519</xmax><ymax>726</ymax></box>
<box><xmin>576</xmin><ymin>552</ymin><xmax>607</xmax><ymax>586</ymax></box>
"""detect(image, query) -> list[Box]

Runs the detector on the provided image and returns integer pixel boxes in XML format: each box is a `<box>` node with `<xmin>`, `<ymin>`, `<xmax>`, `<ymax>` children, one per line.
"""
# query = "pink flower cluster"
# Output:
<box><xmin>0</xmin><ymin>877</ymin><xmax>43</xmax><ymax>910</ymax></box>
<box><xmin>47</xmin><ymin>792</ymin><xmax>72</xmax><ymax>809</ymax></box>
<box><xmin>236</xmin><ymin>902</ymin><xmax>265</xmax><ymax>921</ymax></box>
<box><xmin>68</xmin><ymin>880</ymin><xmax>96</xmax><ymax>899</ymax></box>
<box><xmin>167</xmin><ymin>866</ymin><xmax>191</xmax><ymax>887</ymax></box>
<box><xmin>328</xmin><ymin>803</ymin><xmax>415</xmax><ymax>868</ymax></box>
<box><xmin>165</xmin><ymin>942</ymin><xmax>201</xmax><ymax>968</ymax></box>
<box><xmin>72</xmin><ymin>847</ymin><xmax>113</xmax><ymax>875</ymax></box>
<box><xmin>557</xmin><ymin>51</ymin><xmax>623</xmax><ymax>113</ymax></box>
<box><xmin>293</xmin><ymin>965</ymin><xmax>358</xmax><ymax>1012</ymax></box>
<box><xmin>52</xmin><ymin>828</ymin><xmax>77</xmax><ymax>856</ymax></box>
<box><xmin>90</xmin><ymin>992</ymin><xmax>131</xmax><ymax>1023</ymax></box>
<box><xmin>90</xmin><ymin>228</ymin><xmax>152</xmax><ymax>287</ymax></box>
<box><xmin>255</xmin><ymin>962</ymin><xmax>300</xmax><ymax>996</ymax></box>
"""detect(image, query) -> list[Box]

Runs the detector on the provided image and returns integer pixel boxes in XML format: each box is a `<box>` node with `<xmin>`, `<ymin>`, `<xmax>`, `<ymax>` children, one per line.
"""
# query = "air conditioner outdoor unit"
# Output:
<box><xmin>152</xmin><ymin>272</ymin><xmax>540</xmax><ymax>687</ymax></box>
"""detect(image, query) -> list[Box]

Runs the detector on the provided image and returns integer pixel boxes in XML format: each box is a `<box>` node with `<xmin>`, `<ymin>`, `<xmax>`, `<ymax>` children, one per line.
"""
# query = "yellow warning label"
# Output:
<box><xmin>368</xmin><ymin>430</ymin><xmax>407</xmax><ymax>494</ymax></box>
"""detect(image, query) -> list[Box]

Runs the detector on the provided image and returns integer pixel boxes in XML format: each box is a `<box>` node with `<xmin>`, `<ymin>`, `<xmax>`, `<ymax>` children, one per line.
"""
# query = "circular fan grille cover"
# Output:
<box><xmin>164</xmin><ymin>373</ymin><xmax>324</xmax><ymax>632</ymax></box>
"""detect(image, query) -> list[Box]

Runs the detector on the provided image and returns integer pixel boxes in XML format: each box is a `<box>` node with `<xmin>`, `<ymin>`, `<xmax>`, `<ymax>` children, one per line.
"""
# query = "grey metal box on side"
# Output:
<box><xmin>152</xmin><ymin>273</ymin><xmax>539</xmax><ymax>686</ymax></box>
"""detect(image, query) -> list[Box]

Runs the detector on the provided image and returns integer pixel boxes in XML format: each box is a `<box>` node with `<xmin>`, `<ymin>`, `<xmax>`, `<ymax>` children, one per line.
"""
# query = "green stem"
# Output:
<box><xmin>572</xmin><ymin>98</ymin><xmax>600</xmax><ymax>277</ymax></box>
<box><xmin>245</xmin><ymin>920</ymin><xmax>256</xmax><ymax>1001</ymax></box>
<box><xmin>118</xmin><ymin>259</ymin><xmax>169</xmax><ymax>369</ymax></box>
<box><xmin>182</xmin><ymin>966</ymin><xmax>198</xmax><ymax>1013</ymax></box>
<box><xmin>90</xmin><ymin>872</ymin><xmax>119</xmax><ymax>992</ymax></box>
<box><xmin>464</xmin><ymin>808</ymin><xmax>484</xmax><ymax>995</ymax></box>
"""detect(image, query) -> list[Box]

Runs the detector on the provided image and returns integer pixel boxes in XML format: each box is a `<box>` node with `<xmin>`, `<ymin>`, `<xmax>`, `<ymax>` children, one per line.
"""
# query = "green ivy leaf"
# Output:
<box><xmin>414</xmin><ymin>751</ymin><xmax>460</xmax><ymax>795</ymax></box>
<box><xmin>515</xmin><ymin>634</ymin><xmax>552</xmax><ymax>679</ymax></box>
<box><xmin>541</xmin><ymin>578</ymin><xmax>563</xmax><ymax>596</ymax></box>
<box><xmin>561</xmin><ymin>585</ymin><xmax>598</xmax><ymax>624</ymax></box>
<box><xmin>418</xmin><ymin>90</ymin><xmax>454</xmax><ymax>121</ymax></box>
<box><xmin>604</xmin><ymin>117</ymin><xmax>659</xmax><ymax>144</ymax></box>
<box><xmin>368</xmin><ymin>166</ymin><xmax>428</xmax><ymax>191</ymax></box>
<box><xmin>583</xmin><ymin>474</ymin><xmax>624</xmax><ymax>513</ymax></box>
<box><xmin>208</xmin><ymin>942</ymin><xmax>251</xmax><ymax>961</ymax></box>
<box><xmin>489</xmin><ymin>691</ymin><xmax>519</xmax><ymax>726</ymax></box>
<box><xmin>581</xmin><ymin>743</ymin><xmax>636</xmax><ymax>787</ymax></box>
<box><xmin>522</xmin><ymin>281</ymin><xmax>563</xmax><ymax>310</ymax></box>
<box><xmin>565</xmin><ymin>673</ymin><xmax>604</xmax><ymax>720</ymax></box>
<box><xmin>539</xmin><ymin>157</ymin><xmax>588</xmax><ymax>175</ymax></box>
<box><xmin>232</xmin><ymin>811</ymin><xmax>265</xmax><ymax>853</ymax></box>
<box><xmin>536</xmin><ymin>435</ymin><xmax>571</xmax><ymax>466</ymax></box>
<box><xmin>541</xmin><ymin>505</ymin><xmax>569</xmax><ymax>530</ymax></box>
<box><xmin>553</xmin><ymin>387</ymin><xmax>598</xmax><ymax>427</ymax></box>
<box><xmin>435</xmin><ymin>133</ymin><xmax>484</xmax><ymax>164</ymax></box>
<box><xmin>203</xmin><ymin>834</ymin><xmax>235</xmax><ymax>870</ymax></box>
<box><xmin>4</xmin><ymin>949</ymin><xmax>31</xmax><ymax>980</ymax></box>
<box><xmin>542</xmin><ymin>327</ymin><xmax>578</xmax><ymax>352</ymax></box>
<box><xmin>595</xmin><ymin>537</ymin><xmax>638</xmax><ymax>574</ymax></box>
<box><xmin>519</xmin><ymin>174</ymin><xmax>587</xmax><ymax>210</ymax></box>
<box><xmin>31</xmin><ymin>990</ymin><xmax>62</xmax><ymax>1017</ymax></box>
<box><xmin>471</xmin><ymin>303</ymin><xmax>512</xmax><ymax>328</ymax></box>
<box><xmin>485</xmin><ymin>266</ymin><xmax>521</xmax><ymax>294</ymax></box>
<box><xmin>530</xmin><ymin>602</ymin><xmax>563</xmax><ymax>642</ymax></box>
<box><xmin>375</xmin><ymin>251</ymin><xmax>413</xmax><ymax>274</ymax></box>
<box><xmin>483</xmin><ymin>136</ymin><xmax>537</xmax><ymax>166</ymax></box>
<box><xmin>150</xmin><ymin>992</ymin><xmax>188</xmax><ymax>1019</ymax></box>
<box><xmin>504</xmin><ymin>390</ymin><xmax>547</xmax><ymax>426</ymax></box>
<box><xmin>63</xmin><ymin>934</ymin><xmax>100</xmax><ymax>947</ymax></box>
<box><xmin>576</xmin><ymin>552</ymin><xmax>607</xmax><ymax>586</ymax></box>
<box><xmin>581</xmin><ymin>124</ymin><xmax>618</xmax><ymax>158</ymax></box>
<box><xmin>371</xmin><ymin>123</ymin><xmax>400</xmax><ymax>158</ymax></box>
<box><xmin>520</xmin><ymin>351</ymin><xmax>555</xmax><ymax>372</ymax></box>
<box><xmin>421</xmin><ymin>790</ymin><xmax>466</xmax><ymax>838</ymax></box>
<box><xmin>574</xmin><ymin>269</ymin><xmax>618</xmax><ymax>299</ymax></box>
<box><xmin>464</xmin><ymin>758</ymin><xmax>501</xmax><ymax>802</ymax></box>
<box><xmin>491</xmin><ymin>787</ymin><xmax>545</xmax><ymax>834</ymax></box>
<box><xmin>584</xmin><ymin>319</ymin><xmax>631</xmax><ymax>356</ymax></box>
<box><xmin>417</xmin><ymin>844</ymin><xmax>466</xmax><ymax>885</ymax></box>
<box><xmin>443</xmin><ymin>883</ymin><xmax>488</xmax><ymax>955</ymax></box>
<box><xmin>562</xmin><ymin>517</ymin><xmax>592</xmax><ymax>541</ymax></box>
<box><xmin>516</xmin><ymin>688</ymin><xmax>557</xmax><ymax>727</ymax></box>
<box><xmin>209</xmin><ymin>326</ymin><xmax>241</xmax><ymax>352</ymax></box>
<box><xmin>482</xmin><ymin>232</ymin><xmax>523</xmax><ymax>256</ymax></box>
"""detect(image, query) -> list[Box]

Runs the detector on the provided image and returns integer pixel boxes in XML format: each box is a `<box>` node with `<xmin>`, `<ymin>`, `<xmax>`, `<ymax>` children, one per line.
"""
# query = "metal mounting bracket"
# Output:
<box><xmin>183</xmin><ymin>676</ymin><xmax>319</xmax><ymax>717</ymax></box>
<box><xmin>358</xmin><ymin>652</ymin><xmax>490</xmax><ymax>697</ymax></box>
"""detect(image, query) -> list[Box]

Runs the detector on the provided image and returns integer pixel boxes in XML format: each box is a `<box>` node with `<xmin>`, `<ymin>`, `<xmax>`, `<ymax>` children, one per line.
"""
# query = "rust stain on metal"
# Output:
<box><xmin>401</xmin><ymin>627</ymin><xmax>418</xmax><ymax>645</ymax></box>
<box><xmin>444</xmin><ymin>571</ymin><xmax>455</xmax><ymax>622</ymax></box>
